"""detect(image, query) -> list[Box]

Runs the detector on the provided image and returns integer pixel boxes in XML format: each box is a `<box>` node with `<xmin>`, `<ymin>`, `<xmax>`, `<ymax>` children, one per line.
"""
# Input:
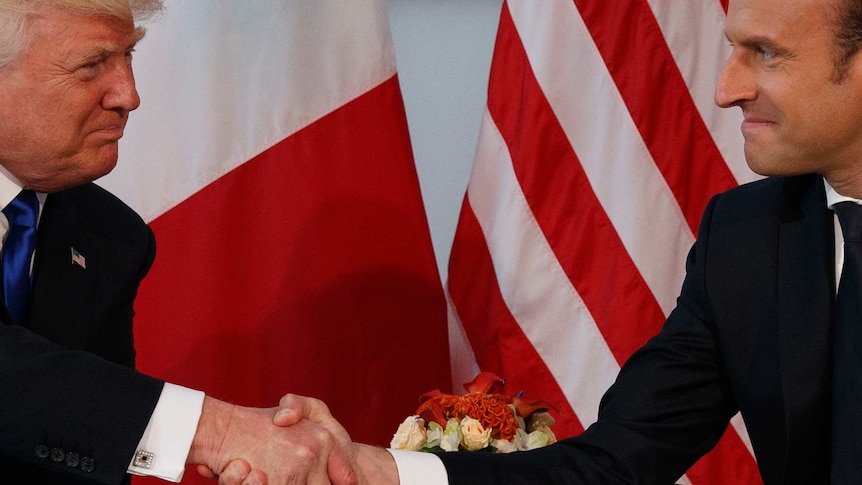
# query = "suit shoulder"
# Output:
<box><xmin>47</xmin><ymin>183</ymin><xmax>152</xmax><ymax>243</ymax></box>
<box><xmin>708</xmin><ymin>174</ymin><xmax>822</xmax><ymax>220</ymax></box>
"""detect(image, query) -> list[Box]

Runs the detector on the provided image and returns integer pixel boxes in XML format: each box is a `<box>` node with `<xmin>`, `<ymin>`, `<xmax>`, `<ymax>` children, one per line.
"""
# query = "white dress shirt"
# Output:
<box><xmin>0</xmin><ymin>167</ymin><xmax>204</xmax><ymax>482</ymax></box>
<box><xmin>389</xmin><ymin>449</ymin><xmax>449</xmax><ymax>485</ymax></box>
<box><xmin>128</xmin><ymin>384</ymin><xmax>204</xmax><ymax>481</ymax></box>
<box><xmin>825</xmin><ymin>180</ymin><xmax>860</xmax><ymax>282</ymax></box>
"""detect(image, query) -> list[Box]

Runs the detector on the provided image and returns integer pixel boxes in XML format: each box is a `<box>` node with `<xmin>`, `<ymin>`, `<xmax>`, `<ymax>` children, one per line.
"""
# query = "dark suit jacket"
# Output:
<box><xmin>440</xmin><ymin>174</ymin><xmax>836</xmax><ymax>484</ymax></box>
<box><xmin>0</xmin><ymin>183</ymin><xmax>164</xmax><ymax>485</ymax></box>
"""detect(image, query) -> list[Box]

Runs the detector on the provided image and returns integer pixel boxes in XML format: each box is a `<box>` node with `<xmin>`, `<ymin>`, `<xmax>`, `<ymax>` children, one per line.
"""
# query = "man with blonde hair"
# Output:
<box><xmin>0</xmin><ymin>2</ymin><xmax>355</xmax><ymax>484</ymax></box>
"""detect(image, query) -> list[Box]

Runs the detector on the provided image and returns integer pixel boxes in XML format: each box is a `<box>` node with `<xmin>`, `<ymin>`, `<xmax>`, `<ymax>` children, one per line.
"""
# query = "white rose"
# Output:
<box><xmin>492</xmin><ymin>439</ymin><xmax>518</xmax><ymax>454</ymax></box>
<box><xmin>460</xmin><ymin>416</ymin><xmax>492</xmax><ymax>451</ymax></box>
<box><xmin>390</xmin><ymin>416</ymin><xmax>427</xmax><ymax>451</ymax></box>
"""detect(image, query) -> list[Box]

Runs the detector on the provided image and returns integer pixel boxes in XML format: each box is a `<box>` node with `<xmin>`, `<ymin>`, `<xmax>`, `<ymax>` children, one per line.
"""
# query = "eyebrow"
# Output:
<box><xmin>78</xmin><ymin>46</ymin><xmax>114</xmax><ymax>60</ymax></box>
<box><xmin>133</xmin><ymin>26</ymin><xmax>146</xmax><ymax>44</ymax></box>
<box><xmin>75</xmin><ymin>40</ymin><xmax>138</xmax><ymax>63</ymax></box>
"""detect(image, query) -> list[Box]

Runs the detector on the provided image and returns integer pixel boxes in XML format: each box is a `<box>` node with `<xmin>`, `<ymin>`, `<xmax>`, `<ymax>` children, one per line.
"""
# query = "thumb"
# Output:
<box><xmin>272</xmin><ymin>393</ymin><xmax>305</xmax><ymax>426</ymax></box>
<box><xmin>273</xmin><ymin>393</ymin><xmax>331</xmax><ymax>426</ymax></box>
<box><xmin>274</xmin><ymin>394</ymin><xmax>354</xmax><ymax>457</ymax></box>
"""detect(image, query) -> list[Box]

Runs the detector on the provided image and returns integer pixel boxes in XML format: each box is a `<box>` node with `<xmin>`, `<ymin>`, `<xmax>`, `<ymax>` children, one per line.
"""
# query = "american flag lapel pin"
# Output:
<box><xmin>71</xmin><ymin>247</ymin><xmax>86</xmax><ymax>269</ymax></box>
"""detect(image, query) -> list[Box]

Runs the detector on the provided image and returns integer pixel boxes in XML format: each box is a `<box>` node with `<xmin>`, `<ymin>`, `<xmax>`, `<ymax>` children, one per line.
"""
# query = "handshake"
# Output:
<box><xmin>187</xmin><ymin>394</ymin><xmax>397</xmax><ymax>485</ymax></box>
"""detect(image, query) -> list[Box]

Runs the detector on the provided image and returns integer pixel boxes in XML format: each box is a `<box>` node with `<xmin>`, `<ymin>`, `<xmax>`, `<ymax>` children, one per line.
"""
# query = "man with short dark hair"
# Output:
<box><xmin>274</xmin><ymin>0</ymin><xmax>862</xmax><ymax>482</ymax></box>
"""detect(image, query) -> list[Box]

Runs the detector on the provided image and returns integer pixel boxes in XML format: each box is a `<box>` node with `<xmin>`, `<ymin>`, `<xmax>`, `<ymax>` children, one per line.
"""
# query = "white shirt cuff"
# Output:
<box><xmin>388</xmin><ymin>449</ymin><xmax>449</xmax><ymax>485</ymax></box>
<box><xmin>127</xmin><ymin>383</ymin><xmax>205</xmax><ymax>481</ymax></box>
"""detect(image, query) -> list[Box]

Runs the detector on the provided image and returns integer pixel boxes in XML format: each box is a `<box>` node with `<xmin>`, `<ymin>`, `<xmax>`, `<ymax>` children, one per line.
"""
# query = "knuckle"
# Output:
<box><xmin>278</xmin><ymin>393</ymin><xmax>295</xmax><ymax>406</ymax></box>
<box><xmin>292</xmin><ymin>443</ymin><xmax>314</xmax><ymax>460</ymax></box>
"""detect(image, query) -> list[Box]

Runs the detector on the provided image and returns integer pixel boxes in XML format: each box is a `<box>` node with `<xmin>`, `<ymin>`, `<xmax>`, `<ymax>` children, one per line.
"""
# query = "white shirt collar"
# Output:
<box><xmin>0</xmin><ymin>165</ymin><xmax>46</xmax><ymax>212</ymax></box>
<box><xmin>0</xmin><ymin>165</ymin><xmax>27</xmax><ymax>210</ymax></box>
<box><xmin>825</xmin><ymin>179</ymin><xmax>862</xmax><ymax>209</ymax></box>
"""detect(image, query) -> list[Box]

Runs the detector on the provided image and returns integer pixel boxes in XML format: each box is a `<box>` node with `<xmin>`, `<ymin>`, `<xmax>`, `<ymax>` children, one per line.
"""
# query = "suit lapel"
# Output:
<box><xmin>776</xmin><ymin>177</ymin><xmax>835</xmax><ymax>480</ymax></box>
<box><xmin>27</xmin><ymin>192</ymin><xmax>99</xmax><ymax>349</ymax></box>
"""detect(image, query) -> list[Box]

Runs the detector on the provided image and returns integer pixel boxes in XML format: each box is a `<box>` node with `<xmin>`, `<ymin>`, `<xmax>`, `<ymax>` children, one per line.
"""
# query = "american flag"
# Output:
<box><xmin>70</xmin><ymin>247</ymin><xmax>86</xmax><ymax>269</ymax></box>
<box><xmin>446</xmin><ymin>1</ymin><xmax>762</xmax><ymax>483</ymax></box>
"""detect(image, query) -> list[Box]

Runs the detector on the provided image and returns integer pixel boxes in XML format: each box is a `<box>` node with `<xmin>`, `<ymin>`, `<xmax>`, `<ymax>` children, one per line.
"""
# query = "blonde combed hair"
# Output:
<box><xmin>0</xmin><ymin>0</ymin><xmax>164</xmax><ymax>69</ymax></box>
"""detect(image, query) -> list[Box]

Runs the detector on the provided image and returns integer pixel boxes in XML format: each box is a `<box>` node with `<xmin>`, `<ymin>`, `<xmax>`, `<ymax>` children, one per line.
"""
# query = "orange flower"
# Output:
<box><xmin>415</xmin><ymin>372</ymin><xmax>556</xmax><ymax>442</ymax></box>
<box><xmin>458</xmin><ymin>392</ymin><xmax>520</xmax><ymax>441</ymax></box>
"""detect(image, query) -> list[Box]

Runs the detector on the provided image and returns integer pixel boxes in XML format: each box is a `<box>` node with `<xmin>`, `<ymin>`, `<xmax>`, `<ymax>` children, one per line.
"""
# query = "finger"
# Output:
<box><xmin>287</xmin><ymin>420</ymin><xmax>343</xmax><ymax>485</ymax></box>
<box><xmin>241</xmin><ymin>469</ymin><xmax>268</xmax><ymax>485</ymax></box>
<box><xmin>326</xmin><ymin>445</ymin><xmax>358</xmax><ymax>485</ymax></box>
<box><xmin>197</xmin><ymin>464</ymin><xmax>218</xmax><ymax>479</ymax></box>
<box><xmin>305</xmin><ymin>442</ymin><xmax>335</xmax><ymax>485</ymax></box>
<box><xmin>218</xmin><ymin>459</ymin><xmax>254</xmax><ymax>485</ymax></box>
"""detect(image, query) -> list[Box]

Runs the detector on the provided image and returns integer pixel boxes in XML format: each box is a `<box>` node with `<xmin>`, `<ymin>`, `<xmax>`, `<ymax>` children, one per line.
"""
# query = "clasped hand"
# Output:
<box><xmin>189</xmin><ymin>395</ymin><xmax>357</xmax><ymax>485</ymax></box>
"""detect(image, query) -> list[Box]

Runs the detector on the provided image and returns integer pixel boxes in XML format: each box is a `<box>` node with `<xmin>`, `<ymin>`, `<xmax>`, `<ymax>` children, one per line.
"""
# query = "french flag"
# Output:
<box><xmin>103</xmin><ymin>2</ymin><xmax>451</xmax><ymax>482</ymax></box>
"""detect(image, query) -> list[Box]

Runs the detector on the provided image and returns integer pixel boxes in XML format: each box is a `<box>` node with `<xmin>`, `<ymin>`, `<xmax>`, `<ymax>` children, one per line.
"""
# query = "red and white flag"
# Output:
<box><xmin>446</xmin><ymin>1</ymin><xmax>762</xmax><ymax>483</ymax></box>
<box><xmin>101</xmin><ymin>2</ymin><xmax>450</xmax><ymax>482</ymax></box>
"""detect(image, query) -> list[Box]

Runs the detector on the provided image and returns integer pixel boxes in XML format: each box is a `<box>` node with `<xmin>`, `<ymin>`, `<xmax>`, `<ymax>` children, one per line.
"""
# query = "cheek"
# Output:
<box><xmin>800</xmin><ymin>84</ymin><xmax>862</xmax><ymax>145</ymax></box>
<box><xmin>7</xmin><ymin>96</ymin><xmax>83</xmax><ymax>151</ymax></box>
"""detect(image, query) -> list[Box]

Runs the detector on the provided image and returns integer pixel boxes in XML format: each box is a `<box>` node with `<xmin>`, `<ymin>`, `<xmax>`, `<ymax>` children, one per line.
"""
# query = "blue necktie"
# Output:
<box><xmin>2</xmin><ymin>189</ymin><xmax>38</xmax><ymax>326</ymax></box>
<box><xmin>832</xmin><ymin>201</ymin><xmax>862</xmax><ymax>480</ymax></box>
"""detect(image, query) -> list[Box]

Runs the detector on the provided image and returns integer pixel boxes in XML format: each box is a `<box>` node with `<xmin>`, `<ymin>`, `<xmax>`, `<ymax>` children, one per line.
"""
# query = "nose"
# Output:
<box><xmin>102</xmin><ymin>61</ymin><xmax>141</xmax><ymax>115</ymax></box>
<box><xmin>714</xmin><ymin>52</ymin><xmax>756</xmax><ymax>108</ymax></box>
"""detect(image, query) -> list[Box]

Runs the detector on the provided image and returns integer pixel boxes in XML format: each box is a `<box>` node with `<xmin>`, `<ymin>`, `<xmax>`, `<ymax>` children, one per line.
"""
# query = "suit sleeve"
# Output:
<box><xmin>438</xmin><ymin>194</ymin><xmax>738</xmax><ymax>484</ymax></box>
<box><xmin>0</xmin><ymin>325</ymin><xmax>164</xmax><ymax>484</ymax></box>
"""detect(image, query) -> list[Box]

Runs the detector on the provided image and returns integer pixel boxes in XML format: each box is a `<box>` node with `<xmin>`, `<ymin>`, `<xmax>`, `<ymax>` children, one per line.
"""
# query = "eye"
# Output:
<box><xmin>758</xmin><ymin>46</ymin><xmax>776</xmax><ymax>60</ymax></box>
<box><xmin>75</xmin><ymin>61</ymin><xmax>102</xmax><ymax>81</ymax></box>
<box><xmin>124</xmin><ymin>49</ymin><xmax>135</xmax><ymax>66</ymax></box>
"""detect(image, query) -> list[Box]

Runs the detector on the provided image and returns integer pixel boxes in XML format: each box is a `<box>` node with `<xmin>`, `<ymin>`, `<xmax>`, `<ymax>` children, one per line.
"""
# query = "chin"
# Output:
<box><xmin>746</xmin><ymin>162</ymin><xmax>812</xmax><ymax>179</ymax></box>
<box><xmin>29</xmin><ymin>159</ymin><xmax>119</xmax><ymax>193</ymax></box>
<box><xmin>744</xmin><ymin>149</ymin><xmax>793</xmax><ymax>178</ymax></box>
<box><xmin>77</xmin><ymin>150</ymin><xmax>119</xmax><ymax>184</ymax></box>
<box><xmin>744</xmin><ymin>159</ymin><xmax>777</xmax><ymax>177</ymax></box>
<box><xmin>92</xmin><ymin>158</ymin><xmax>118</xmax><ymax>180</ymax></box>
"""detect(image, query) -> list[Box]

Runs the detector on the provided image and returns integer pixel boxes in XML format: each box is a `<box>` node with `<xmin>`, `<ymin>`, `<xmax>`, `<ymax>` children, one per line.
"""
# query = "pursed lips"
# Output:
<box><xmin>91</xmin><ymin>123</ymin><xmax>126</xmax><ymax>140</ymax></box>
<box><xmin>741</xmin><ymin>115</ymin><xmax>776</xmax><ymax>137</ymax></box>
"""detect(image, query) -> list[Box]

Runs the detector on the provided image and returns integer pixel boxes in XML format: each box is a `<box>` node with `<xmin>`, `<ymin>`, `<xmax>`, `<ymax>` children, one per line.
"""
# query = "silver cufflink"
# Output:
<box><xmin>133</xmin><ymin>449</ymin><xmax>155</xmax><ymax>469</ymax></box>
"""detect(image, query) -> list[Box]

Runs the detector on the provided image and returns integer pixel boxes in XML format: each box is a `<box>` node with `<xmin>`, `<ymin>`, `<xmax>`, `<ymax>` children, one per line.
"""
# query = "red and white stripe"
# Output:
<box><xmin>448</xmin><ymin>1</ymin><xmax>761</xmax><ymax>483</ymax></box>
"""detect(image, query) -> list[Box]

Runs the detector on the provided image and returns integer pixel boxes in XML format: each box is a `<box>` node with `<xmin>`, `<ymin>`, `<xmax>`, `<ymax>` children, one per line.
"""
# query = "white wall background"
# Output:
<box><xmin>388</xmin><ymin>0</ymin><xmax>503</xmax><ymax>282</ymax></box>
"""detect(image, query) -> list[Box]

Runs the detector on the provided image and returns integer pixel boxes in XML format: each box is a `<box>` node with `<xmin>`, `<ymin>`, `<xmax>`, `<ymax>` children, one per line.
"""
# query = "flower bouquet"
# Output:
<box><xmin>390</xmin><ymin>372</ymin><xmax>557</xmax><ymax>453</ymax></box>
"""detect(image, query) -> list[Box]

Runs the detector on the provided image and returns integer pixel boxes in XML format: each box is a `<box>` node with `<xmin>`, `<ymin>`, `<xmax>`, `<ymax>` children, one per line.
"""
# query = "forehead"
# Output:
<box><xmin>24</xmin><ymin>7</ymin><xmax>139</xmax><ymax>61</ymax></box>
<box><xmin>726</xmin><ymin>0</ymin><xmax>836</xmax><ymax>40</ymax></box>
